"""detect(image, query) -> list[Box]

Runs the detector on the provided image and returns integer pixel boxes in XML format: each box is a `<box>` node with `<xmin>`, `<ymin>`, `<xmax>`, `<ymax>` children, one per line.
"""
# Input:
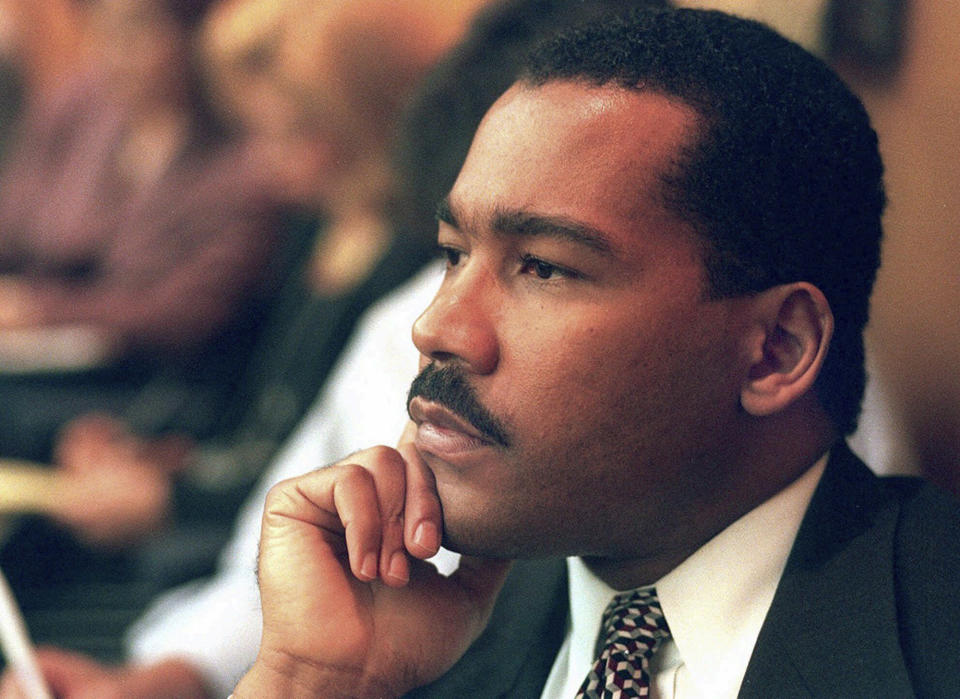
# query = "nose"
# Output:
<box><xmin>412</xmin><ymin>266</ymin><xmax>500</xmax><ymax>375</ymax></box>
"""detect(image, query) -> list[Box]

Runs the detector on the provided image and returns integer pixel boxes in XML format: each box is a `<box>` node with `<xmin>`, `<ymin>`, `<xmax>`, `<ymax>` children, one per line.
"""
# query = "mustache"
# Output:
<box><xmin>407</xmin><ymin>363</ymin><xmax>511</xmax><ymax>448</ymax></box>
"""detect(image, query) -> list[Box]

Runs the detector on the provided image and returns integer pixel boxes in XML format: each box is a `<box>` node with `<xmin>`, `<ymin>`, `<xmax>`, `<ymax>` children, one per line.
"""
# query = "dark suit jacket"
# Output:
<box><xmin>408</xmin><ymin>443</ymin><xmax>960</xmax><ymax>698</ymax></box>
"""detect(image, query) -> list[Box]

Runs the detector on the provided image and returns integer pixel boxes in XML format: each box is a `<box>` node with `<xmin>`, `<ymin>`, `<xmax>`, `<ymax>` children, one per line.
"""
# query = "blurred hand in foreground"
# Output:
<box><xmin>0</xmin><ymin>648</ymin><xmax>210</xmax><ymax>699</ymax></box>
<box><xmin>49</xmin><ymin>414</ymin><xmax>193</xmax><ymax>546</ymax></box>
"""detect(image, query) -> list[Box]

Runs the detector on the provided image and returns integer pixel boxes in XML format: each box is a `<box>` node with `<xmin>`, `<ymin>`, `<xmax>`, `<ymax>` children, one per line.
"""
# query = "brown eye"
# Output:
<box><xmin>520</xmin><ymin>256</ymin><xmax>560</xmax><ymax>280</ymax></box>
<box><xmin>441</xmin><ymin>247</ymin><xmax>462</xmax><ymax>267</ymax></box>
<box><xmin>534</xmin><ymin>261</ymin><xmax>555</xmax><ymax>279</ymax></box>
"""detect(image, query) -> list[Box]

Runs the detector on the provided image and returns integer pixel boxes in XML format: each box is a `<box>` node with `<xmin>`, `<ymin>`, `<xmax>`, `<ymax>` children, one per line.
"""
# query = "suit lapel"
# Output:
<box><xmin>407</xmin><ymin>557</ymin><xmax>568</xmax><ymax>698</ymax></box>
<box><xmin>739</xmin><ymin>444</ymin><xmax>914</xmax><ymax>697</ymax></box>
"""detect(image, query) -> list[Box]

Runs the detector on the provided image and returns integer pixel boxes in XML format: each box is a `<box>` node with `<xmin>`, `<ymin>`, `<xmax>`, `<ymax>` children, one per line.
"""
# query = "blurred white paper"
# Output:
<box><xmin>0</xmin><ymin>325</ymin><xmax>115</xmax><ymax>374</ymax></box>
<box><xmin>0</xmin><ymin>568</ymin><xmax>52</xmax><ymax>699</ymax></box>
<box><xmin>0</xmin><ymin>461</ymin><xmax>59</xmax><ymax>515</ymax></box>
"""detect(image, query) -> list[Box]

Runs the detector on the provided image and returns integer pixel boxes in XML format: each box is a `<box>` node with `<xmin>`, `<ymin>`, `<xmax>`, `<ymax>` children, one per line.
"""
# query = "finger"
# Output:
<box><xmin>265</xmin><ymin>465</ymin><xmax>382</xmax><ymax>581</ymax></box>
<box><xmin>0</xmin><ymin>670</ymin><xmax>27</xmax><ymax>699</ymax></box>
<box><xmin>359</xmin><ymin>446</ymin><xmax>410</xmax><ymax>587</ymax></box>
<box><xmin>32</xmin><ymin>647</ymin><xmax>107</xmax><ymax>697</ymax></box>
<box><xmin>328</xmin><ymin>464</ymin><xmax>388</xmax><ymax>582</ymax></box>
<box><xmin>398</xmin><ymin>433</ymin><xmax>443</xmax><ymax>560</ymax></box>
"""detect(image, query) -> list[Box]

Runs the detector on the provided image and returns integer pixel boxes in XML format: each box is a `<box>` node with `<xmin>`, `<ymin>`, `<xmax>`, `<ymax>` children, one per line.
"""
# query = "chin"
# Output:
<box><xmin>439</xmin><ymin>516</ymin><xmax>547</xmax><ymax>561</ymax></box>
<box><xmin>434</xmin><ymin>479</ymin><xmax>552</xmax><ymax>558</ymax></box>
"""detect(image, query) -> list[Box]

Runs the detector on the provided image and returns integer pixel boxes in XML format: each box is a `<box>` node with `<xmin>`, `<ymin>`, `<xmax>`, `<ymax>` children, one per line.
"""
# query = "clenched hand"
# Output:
<box><xmin>233</xmin><ymin>426</ymin><xmax>511</xmax><ymax>697</ymax></box>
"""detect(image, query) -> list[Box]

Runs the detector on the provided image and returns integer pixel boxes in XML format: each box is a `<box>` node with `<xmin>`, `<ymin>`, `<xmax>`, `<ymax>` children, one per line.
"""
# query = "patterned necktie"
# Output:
<box><xmin>575</xmin><ymin>587</ymin><xmax>671</xmax><ymax>698</ymax></box>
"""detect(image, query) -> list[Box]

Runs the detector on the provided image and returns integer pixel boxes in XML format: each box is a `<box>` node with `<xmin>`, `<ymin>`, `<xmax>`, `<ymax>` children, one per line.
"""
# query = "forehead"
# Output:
<box><xmin>448</xmin><ymin>81</ymin><xmax>700</xmax><ymax>242</ymax></box>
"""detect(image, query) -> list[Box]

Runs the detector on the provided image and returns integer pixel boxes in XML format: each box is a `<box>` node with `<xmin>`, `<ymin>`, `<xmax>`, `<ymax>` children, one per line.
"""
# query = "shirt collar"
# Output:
<box><xmin>557</xmin><ymin>453</ymin><xmax>827</xmax><ymax>697</ymax></box>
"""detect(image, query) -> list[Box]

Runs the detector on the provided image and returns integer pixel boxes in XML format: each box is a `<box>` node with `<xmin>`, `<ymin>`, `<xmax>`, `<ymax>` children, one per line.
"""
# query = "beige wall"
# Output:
<box><xmin>677</xmin><ymin>0</ymin><xmax>829</xmax><ymax>50</ymax></box>
<box><xmin>846</xmin><ymin>1</ymin><xmax>960</xmax><ymax>493</ymax></box>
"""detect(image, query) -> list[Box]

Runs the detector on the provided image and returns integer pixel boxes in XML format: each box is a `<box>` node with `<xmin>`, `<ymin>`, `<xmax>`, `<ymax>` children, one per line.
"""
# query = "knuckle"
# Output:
<box><xmin>333</xmin><ymin>446</ymin><xmax>405</xmax><ymax>478</ymax></box>
<box><xmin>363</xmin><ymin>445</ymin><xmax>406</xmax><ymax>471</ymax></box>
<box><xmin>262</xmin><ymin>480</ymin><xmax>301</xmax><ymax>519</ymax></box>
<box><xmin>339</xmin><ymin>447</ymin><xmax>407</xmax><ymax>488</ymax></box>
<box><xmin>263</xmin><ymin>479</ymin><xmax>291</xmax><ymax>507</ymax></box>
<box><xmin>335</xmin><ymin>462</ymin><xmax>377</xmax><ymax>489</ymax></box>
<box><xmin>337</xmin><ymin>444</ymin><xmax>401</xmax><ymax>464</ymax></box>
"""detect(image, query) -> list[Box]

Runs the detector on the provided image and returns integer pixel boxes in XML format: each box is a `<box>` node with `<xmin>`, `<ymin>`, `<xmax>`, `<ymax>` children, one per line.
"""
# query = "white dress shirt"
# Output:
<box><xmin>541</xmin><ymin>454</ymin><xmax>827</xmax><ymax>699</ymax></box>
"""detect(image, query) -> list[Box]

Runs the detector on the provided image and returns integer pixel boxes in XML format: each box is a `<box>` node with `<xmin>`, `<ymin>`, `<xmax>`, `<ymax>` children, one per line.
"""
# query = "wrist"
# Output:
<box><xmin>234</xmin><ymin>649</ymin><xmax>397</xmax><ymax>699</ymax></box>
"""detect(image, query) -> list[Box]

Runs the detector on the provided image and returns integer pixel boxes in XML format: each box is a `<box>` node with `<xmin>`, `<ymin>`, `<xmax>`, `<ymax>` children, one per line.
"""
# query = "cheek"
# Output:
<box><xmin>500</xmin><ymin>306</ymin><xmax>736</xmax><ymax>455</ymax></box>
<box><xmin>492</xmin><ymin>319</ymin><xmax>649</xmax><ymax>445</ymax></box>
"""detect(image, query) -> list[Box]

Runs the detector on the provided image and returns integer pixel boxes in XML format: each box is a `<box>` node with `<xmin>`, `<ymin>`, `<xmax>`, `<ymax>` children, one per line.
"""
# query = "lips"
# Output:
<box><xmin>409</xmin><ymin>397</ymin><xmax>495</xmax><ymax>458</ymax></box>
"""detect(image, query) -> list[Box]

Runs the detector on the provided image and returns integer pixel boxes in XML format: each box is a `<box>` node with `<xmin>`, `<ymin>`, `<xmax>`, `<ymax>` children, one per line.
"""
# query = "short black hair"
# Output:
<box><xmin>389</xmin><ymin>0</ymin><xmax>670</xmax><ymax>246</ymax></box>
<box><xmin>523</xmin><ymin>7</ymin><xmax>885</xmax><ymax>435</ymax></box>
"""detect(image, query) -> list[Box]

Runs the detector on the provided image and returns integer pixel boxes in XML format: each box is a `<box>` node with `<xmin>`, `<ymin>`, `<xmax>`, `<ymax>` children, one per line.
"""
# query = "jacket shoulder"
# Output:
<box><xmin>888</xmin><ymin>478</ymin><xmax>960</xmax><ymax>695</ymax></box>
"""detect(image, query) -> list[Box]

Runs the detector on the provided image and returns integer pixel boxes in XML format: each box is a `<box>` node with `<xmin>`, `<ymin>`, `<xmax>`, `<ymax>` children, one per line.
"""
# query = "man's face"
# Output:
<box><xmin>409</xmin><ymin>82</ymin><xmax>757</xmax><ymax>569</ymax></box>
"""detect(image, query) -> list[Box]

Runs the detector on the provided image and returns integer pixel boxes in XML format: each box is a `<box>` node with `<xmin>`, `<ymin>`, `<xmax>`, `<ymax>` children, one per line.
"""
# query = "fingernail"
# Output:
<box><xmin>388</xmin><ymin>551</ymin><xmax>409</xmax><ymax>583</ymax></box>
<box><xmin>414</xmin><ymin>521</ymin><xmax>439</xmax><ymax>553</ymax></box>
<box><xmin>361</xmin><ymin>552</ymin><xmax>378</xmax><ymax>580</ymax></box>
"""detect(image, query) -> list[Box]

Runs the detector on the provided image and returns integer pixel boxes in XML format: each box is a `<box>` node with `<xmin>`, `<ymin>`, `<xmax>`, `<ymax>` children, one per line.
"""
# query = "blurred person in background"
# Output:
<box><xmin>0</xmin><ymin>0</ymin><xmax>91</xmax><ymax>99</ymax></box>
<box><xmin>30</xmin><ymin>0</ymin><xmax>488</xmax><ymax>552</ymax></box>
<box><xmin>0</xmin><ymin>0</ymin><xmax>92</xmax><ymax>156</ymax></box>
<box><xmin>0</xmin><ymin>0</ymin><xmax>488</xmax><ymax>668</ymax></box>
<box><xmin>0</xmin><ymin>0</ymin><xmax>287</xmax><ymax>464</ymax></box>
<box><xmin>0</xmin><ymin>1</ymin><xmax>673</xmax><ymax>696</ymax></box>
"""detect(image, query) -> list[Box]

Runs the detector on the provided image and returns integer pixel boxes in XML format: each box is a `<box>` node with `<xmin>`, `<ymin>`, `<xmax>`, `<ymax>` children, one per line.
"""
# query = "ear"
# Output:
<box><xmin>740</xmin><ymin>283</ymin><xmax>834</xmax><ymax>417</ymax></box>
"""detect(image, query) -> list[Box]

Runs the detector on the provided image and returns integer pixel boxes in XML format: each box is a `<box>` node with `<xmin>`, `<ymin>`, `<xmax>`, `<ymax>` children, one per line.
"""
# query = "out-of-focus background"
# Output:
<box><xmin>838</xmin><ymin>2</ymin><xmax>960</xmax><ymax>495</ymax></box>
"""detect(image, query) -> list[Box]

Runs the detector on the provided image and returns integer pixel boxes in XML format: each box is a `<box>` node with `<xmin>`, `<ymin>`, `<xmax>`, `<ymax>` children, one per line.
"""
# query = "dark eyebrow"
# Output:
<box><xmin>492</xmin><ymin>209</ymin><xmax>615</xmax><ymax>256</ymax></box>
<box><xmin>437</xmin><ymin>196</ymin><xmax>616</xmax><ymax>257</ymax></box>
